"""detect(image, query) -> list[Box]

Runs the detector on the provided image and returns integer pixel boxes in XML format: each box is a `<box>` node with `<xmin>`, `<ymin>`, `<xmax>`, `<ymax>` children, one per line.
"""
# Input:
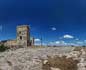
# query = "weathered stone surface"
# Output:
<box><xmin>51</xmin><ymin>67</ymin><xmax>61</xmax><ymax>70</ymax></box>
<box><xmin>17</xmin><ymin>25</ymin><xmax>30</xmax><ymax>47</ymax></box>
<box><xmin>0</xmin><ymin>47</ymin><xmax>73</xmax><ymax>70</ymax></box>
<box><xmin>1</xmin><ymin>47</ymin><xmax>86</xmax><ymax>70</ymax></box>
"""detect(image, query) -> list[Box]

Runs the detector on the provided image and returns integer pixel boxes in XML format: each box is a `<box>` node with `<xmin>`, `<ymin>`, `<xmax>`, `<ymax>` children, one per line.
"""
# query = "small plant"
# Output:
<box><xmin>0</xmin><ymin>44</ymin><xmax>9</xmax><ymax>52</ymax></box>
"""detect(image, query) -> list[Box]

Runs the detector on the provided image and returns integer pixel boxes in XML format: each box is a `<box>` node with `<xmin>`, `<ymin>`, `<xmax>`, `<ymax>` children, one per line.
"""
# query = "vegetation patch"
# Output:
<box><xmin>42</xmin><ymin>55</ymin><xmax>79</xmax><ymax>70</ymax></box>
<box><xmin>73</xmin><ymin>47</ymin><xmax>82</xmax><ymax>51</ymax></box>
<box><xmin>0</xmin><ymin>44</ymin><xmax>9</xmax><ymax>52</ymax></box>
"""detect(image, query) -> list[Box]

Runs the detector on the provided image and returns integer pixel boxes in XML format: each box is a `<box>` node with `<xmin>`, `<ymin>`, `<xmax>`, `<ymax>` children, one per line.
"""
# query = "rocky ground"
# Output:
<box><xmin>0</xmin><ymin>47</ymin><xmax>86</xmax><ymax>70</ymax></box>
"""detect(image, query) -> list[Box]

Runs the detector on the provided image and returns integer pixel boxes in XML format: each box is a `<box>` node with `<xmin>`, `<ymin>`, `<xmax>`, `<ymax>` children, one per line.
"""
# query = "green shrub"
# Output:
<box><xmin>0</xmin><ymin>44</ymin><xmax>9</xmax><ymax>52</ymax></box>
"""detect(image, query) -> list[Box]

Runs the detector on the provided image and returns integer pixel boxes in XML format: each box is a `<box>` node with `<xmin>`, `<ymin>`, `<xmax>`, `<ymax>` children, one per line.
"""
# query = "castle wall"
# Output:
<box><xmin>4</xmin><ymin>40</ymin><xmax>17</xmax><ymax>47</ymax></box>
<box><xmin>0</xmin><ymin>25</ymin><xmax>34</xmax><ymax>48</ymax></box>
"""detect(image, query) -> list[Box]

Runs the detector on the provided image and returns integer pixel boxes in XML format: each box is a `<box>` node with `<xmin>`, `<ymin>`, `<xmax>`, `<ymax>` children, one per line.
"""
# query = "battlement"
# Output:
<box><xmin>17</xmin><ymin>25</ymin><xmax>30</xmax><ymax>29</ymax></box>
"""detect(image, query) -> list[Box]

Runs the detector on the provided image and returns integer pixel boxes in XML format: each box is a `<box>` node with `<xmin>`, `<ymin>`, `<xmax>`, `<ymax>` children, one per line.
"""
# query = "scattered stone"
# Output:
<box><xmin>51</xmin><ymin>67</ymin><xmax>61</xmax><ymax>70</ymax></box>
<box><xmin>1</xmin><ymin>47</ymin><xmax>86</xmax><ymax>70</ymax></box>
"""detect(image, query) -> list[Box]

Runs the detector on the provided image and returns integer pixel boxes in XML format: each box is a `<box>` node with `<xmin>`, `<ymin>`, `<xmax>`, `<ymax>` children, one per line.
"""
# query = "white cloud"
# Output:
<box><xmin>51</xmin><ymin>27</ymin><xmax>56</xmax><ymax>31</ymax></box>
<box><xmin>60</xmin><ymin>41</ymin><xmax>67</xmax><ymax>45</ymax></box>
<box><xmin>34</xmin><ymin>38</ymin><xmax>41</xmax><ymax>42</ymax></box>
<box><xmin>77</xmin><ymin>41</ymin><xmax>83</xmax><ymax>44</ymax></box>
<box><xmin>35</xmin><ymin>42</ymin><xmax>47</xmax><ymax>46</ymax></box>
<box><xmin>75</xmin><ymin>38</ymin><xmax>79</xmax><ymax>40</ymax></box>
<box><xmin>63</xmin><ymin>34</ymin><xmax>74</xmax><ymax>39</ymax></box>
<box><xmin>34</xmin><ymin>43</ymin><xmax>40</xmax><ymax>45</ymax></box>
<box><xmin>67</xmin><ymin>43</ymin><xmax>79</xmax><ymax>46</ymax></box>
<box><xmin>55</xmin><ymin>41</ymin><xmax>60</xmax><ymax>44</ymax></box>
<box><xmin>55</xmin><ymin>41</ymin><xmax>67</xmax><ymax>45</ymax></box>
<box><xmin>49</xmin><ymin>40</ymin><xmax>81</xmax><ymax>46</ymax></box>
<box><xmin>0</xmin><ymin>25</ymin><xmax>2</xmax><ymax>31</ymax></box>
<box><xmin>84</xmin><ymin>40</ymin><xmax>86</xmax><ymax>42</ymax></box>
<box><xmin>34</xmin><ymin>39</ymin><xmax>41</xmax><ymax>46</ymax></box>
<box><xmin>50</xmin><ymin>40</ymin><xmax>85</xmax><ymax>46</ymax></box>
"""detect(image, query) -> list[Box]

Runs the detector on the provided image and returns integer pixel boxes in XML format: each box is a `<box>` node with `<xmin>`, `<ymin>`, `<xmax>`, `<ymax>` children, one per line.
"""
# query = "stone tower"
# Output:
<box><xmin>17</xmin><ymin>25</ymin><xmax>30</xmax><ymax>47</ymax></box>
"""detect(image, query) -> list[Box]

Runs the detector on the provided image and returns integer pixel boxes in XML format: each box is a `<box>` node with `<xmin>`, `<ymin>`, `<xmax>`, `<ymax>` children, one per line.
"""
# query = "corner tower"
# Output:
<box><xmin>17</xmin><ymin>25</ymin><xmax>30</xmax><ymax>47</ymax></box>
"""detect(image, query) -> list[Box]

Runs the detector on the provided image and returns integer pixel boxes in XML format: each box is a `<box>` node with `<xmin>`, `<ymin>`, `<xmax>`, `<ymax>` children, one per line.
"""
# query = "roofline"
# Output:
<box><xmin>17</xmin><ymin>25</ymin><xmax>30</xmax><ymax>28</ymax></box>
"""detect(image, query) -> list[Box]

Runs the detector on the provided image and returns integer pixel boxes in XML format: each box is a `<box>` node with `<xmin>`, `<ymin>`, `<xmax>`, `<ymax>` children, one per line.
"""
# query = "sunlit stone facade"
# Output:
<box><xmin>0</xmin><ymin>25</ymin><xmax>34</xmax><ymax>47</ymax></box>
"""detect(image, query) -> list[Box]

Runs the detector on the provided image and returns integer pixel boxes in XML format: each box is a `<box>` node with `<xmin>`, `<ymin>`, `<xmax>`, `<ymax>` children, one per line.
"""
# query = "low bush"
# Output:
<box><xmin>0</xmin><ymin>44</ymin><xmax>9</xmax><ymax>52</ymax></box>
<box><xmin>42</xmin><ymin>55</ymin><xmax>79</xmax><ymax>70</ymax></box>
<box><xmin>73</xmin><ymin>47</ymin><xmax>82</xmax><ymax>51</ymax></box>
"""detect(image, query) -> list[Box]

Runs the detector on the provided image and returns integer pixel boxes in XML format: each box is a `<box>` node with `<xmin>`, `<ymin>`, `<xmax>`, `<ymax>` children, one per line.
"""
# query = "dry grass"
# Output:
<box><xmin>42</xmin><ymin>55</ymin><xmax>79</xmax><ymax>70</ymax></box>
<box><xmin>73</xmin><ymin>47</ymin><xmax>82</xmax><ymax>51</ymax></box>
<box><xmin>73</xmin><ymin>47</ymin><xmax>86</xmax><ymax>52</ymax></box>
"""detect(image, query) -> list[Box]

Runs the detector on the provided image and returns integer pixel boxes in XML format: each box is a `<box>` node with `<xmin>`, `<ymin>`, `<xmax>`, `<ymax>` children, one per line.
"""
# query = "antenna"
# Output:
<box><xmin>40</xmin><ymin>34</ymin><xmax>42</xmax><ymax>47</ymax></box>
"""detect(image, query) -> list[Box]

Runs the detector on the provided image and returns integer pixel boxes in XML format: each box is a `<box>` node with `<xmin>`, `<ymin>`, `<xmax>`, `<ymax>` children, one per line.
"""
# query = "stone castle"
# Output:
<box><xmin>0</xmin><ymin>25</ymin><xmax>34</xmax><ymax>48</ymax></box>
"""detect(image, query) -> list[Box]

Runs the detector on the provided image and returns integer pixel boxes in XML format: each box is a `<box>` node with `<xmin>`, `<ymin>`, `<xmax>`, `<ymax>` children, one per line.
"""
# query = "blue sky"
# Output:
<box><xmin>0</xmin><ymin>0</ymin><xmax>86</xmax><ymax>46</ymax></box>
